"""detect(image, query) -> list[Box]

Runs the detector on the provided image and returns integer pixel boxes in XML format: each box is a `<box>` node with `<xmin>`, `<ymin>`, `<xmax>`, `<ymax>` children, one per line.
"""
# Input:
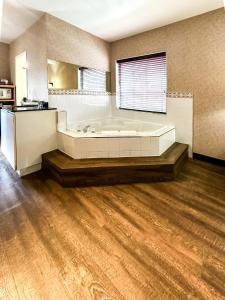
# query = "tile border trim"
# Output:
<box><xmin>48</xmin><ymin>89</ymin><xmax>193</xmax><ymax>98</ymax></box>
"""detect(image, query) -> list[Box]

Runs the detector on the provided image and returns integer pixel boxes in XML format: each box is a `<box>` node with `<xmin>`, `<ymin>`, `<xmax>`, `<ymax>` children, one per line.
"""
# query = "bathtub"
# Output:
<box><xmin>58</xmin><ymin>117</ymin><xmax>175</xmax><ymax>159</ymax></box>
<box><xmin>57</xmin><ymin>116</ymin><xmax>175</xmax><ymax>159</ymax></box>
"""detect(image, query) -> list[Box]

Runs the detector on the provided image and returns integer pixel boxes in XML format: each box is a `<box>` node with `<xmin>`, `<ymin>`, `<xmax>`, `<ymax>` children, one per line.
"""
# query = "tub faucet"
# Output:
<box><xmin>83</xmin><ymin>125</ymin><xmax>91</xmax><ymax>133</ymax></box>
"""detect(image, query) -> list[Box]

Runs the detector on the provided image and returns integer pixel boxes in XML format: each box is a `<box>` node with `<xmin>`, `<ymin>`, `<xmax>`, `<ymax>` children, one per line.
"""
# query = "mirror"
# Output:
<box><xmin>47</xmin><ymin>59</ymin><xmax>111</xmax><ymax>92</ymax></box>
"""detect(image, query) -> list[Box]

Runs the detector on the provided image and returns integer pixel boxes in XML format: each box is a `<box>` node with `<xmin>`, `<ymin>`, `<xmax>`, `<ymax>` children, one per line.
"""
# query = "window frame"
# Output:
<box><xmin>116</xmin><ymin>52</ymin><xmax>167</xmax><ymax>114</ymax></box>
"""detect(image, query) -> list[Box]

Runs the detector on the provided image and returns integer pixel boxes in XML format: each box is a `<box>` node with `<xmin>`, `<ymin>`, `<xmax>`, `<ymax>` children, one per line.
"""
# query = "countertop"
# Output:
<box><xmin>2</xmin><ymin>106</ymin><xmax>57</xmax><ymax>113</ymax></box>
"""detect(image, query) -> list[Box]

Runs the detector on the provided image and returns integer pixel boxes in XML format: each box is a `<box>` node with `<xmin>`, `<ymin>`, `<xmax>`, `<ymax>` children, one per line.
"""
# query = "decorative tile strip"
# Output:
<box><xmin>167</xmin><ymin>91</ymin><xmax>193</xmax><ymax>98</ymax></box>
<box><xmin>48</xmin><ymin>89</ymin><xmax>193</xmax><ymax>98</ymax></box>
<box><xmin>48</xmin><ymin>89</ymin><xmax>112</xmax><ymax>96</ymax></box>
<box><xmin>111</xmin><ymin>91</ymin><xmax>193</xmax><ymax>98</ymax></box>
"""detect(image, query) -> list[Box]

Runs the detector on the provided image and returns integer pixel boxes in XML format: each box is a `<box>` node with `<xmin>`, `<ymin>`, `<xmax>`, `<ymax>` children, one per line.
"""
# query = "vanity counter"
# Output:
<box><xmin>4</xmin><ymin>107</ymin><xmax>57</xmax><ymax>113</ymax></box>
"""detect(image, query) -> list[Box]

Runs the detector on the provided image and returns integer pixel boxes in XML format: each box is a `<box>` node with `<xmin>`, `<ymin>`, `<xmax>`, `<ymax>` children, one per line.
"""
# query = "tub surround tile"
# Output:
<box><xmin>80</xmin><ymin>152</ymin><xmax>87</xmax><ymax>159</ymax></box>
<box><xmin>140</xmin><ymin>137</ymin><xmax>151</xmax><ymax>151</ymax></box>
<box><xmin>56</xmin><ymin>119</ymin><xmax>176</xmax><ymax>159</ymax></box>
<box><xmin>110</xmin><ymin>96</ymin><xmax>193</xmax><ymax>156</ymax></box>
<box><xmin>49</xmin><ymin>95</ymin><xmax>111</xmax><ymax>126</ymax></box>
<box><xmin>108</xmin><ymin>138</ymin><xmax>120</xmax><ymax>152</ymax></box>
<box><xmin>57</xmin><ymin>133</ymin><xmax>64</xmax><ymax>151</ymax></box>
<box><xmin>141</xmin><ymin>151</ymin><xmax>153</xmax><ymax>157</ymax></box>
<box><xmin>119</xmin><ymin>138</ymin><xmax>141</xmax><ymax>151</ymax></box>
<box><xmin>159</xmin><ymin>129</ymin><xmax>176</xmax><ymax>155</ymax></box>
<box><xmin>91</xmin><ymin>139</ymin><xmax>107</xmax><ymax>152</ymax></box>
<box><xmin>50</xmin><ymin>94</ymin><xmax>192</xmax><ymax>157</ymax></box>
<box><xmin>96</xmin><ymin>152</ymin><xmax>108</xmax><ymax>158</ymax></box>
<box><xmin>130</xmin><ymin>151</ymin><xmax>142</xmax><ymax>157</ymax></box>
<box><xmin>57</xmin><ymin>111</ymin><xmax>67</xmax><ymax>131</ymax></box>
<box><xmin>120</xmin><ymin>151</ymin><xmax>131</xmax><ymax>158</ymax></box>
<box><xmin>147</xmin><ymin>138</ymin><xmax>159</xmax><ymax>156</ymax></box>
<box><xmin>108</xmin><ymin>151</ymin><xmax>120</xmax><ymax>158</ymax></box>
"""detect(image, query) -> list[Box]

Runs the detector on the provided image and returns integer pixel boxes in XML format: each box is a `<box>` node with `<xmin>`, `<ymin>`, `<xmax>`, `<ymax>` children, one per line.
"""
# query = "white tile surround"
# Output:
<box><xmin>111</xmin><ymin>96</ymin><xmax>193</xmax><ymax>156</ymax></box>
<box><xmin>49</xmin><ymin>94</ymin><xmax>112</xmax><ymax>126</ymax></box>
<box><xmin>57</xmin><ymin>128</ymin><xmax>175</xmax><ymax>159</ymax></box>
<box><xmin>49</xmin><ymin>94</ymin><xmax>193</xmax><ymax>158</ymax></box>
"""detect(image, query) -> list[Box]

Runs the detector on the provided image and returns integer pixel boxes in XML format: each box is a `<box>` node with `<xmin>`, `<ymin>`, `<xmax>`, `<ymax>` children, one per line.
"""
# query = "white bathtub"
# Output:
<box><xmin>57</xmin><ymin>116</ymin><xmax>175</xmax><ymax>159</ymax></box>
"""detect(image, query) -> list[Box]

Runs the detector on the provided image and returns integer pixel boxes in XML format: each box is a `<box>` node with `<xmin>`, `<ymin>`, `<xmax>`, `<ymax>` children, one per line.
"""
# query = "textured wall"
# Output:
<box><xmin>9</xmin><ymin>13</ymin><xmax>111</xmax><ymax>102</ymax></box>
<box><xmin>10</xmin><ymin>15</ymin><xmax>48</xmax><ymax>100</ymax></box>
<box><xmin>46</xmin><ymin>14</ymin><xmax>110</xmax><ymax>72</ymax></box>
<box><xmin>110</xmin><ymin>8</ymin><xmax>225</xmax><ymax>160</ymax></box>
<box><xmin>0</xmin><ymin>42</ymin><xmax>10</xmax><ymax>81</ymax></box>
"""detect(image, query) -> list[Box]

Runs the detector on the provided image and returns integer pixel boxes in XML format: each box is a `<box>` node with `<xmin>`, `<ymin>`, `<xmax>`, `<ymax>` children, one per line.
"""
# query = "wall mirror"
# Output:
<box><xmin>47</xmin><ymin>59</ymin><xmax>111</xmax><ymax>92</ymax></box>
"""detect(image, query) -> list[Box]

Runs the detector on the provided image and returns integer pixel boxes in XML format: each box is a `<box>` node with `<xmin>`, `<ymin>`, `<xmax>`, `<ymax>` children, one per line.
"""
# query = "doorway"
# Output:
<box><xmin>15</xmin><ymin>51</ymin><xmax>28</xmax><ymax>104</ymax></box>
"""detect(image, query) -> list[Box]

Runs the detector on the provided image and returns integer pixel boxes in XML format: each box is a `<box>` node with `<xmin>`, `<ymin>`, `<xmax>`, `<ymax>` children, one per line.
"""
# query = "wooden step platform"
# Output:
<box><xmin>42</xmin><ymin>142</ymin><xmax>188</xmax><ymax>187</ymax></box>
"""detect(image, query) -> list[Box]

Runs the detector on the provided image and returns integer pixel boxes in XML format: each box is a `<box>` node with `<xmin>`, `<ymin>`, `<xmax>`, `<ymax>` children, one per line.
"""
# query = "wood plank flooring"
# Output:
<box><xmin>0</xmin><ymin>150</ymin><xmax>225</xmax><ymax>299</ymax></box>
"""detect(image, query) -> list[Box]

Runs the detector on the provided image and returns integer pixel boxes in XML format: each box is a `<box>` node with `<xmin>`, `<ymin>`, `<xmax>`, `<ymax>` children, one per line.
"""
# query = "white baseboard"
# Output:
<box><xmin>17</xmin><ymin>163</ymin><xmax>42</xmax><ymax>177</ymax></box>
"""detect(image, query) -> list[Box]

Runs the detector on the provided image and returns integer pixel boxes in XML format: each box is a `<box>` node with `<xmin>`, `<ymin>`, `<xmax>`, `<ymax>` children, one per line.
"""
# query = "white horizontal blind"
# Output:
<box><xmin>80</xmin><ymin>67</ymin><xmax>106</xmax><ymax>91</ymax></box>
<box><xmin>117</xmin><ymin>52</ymin><xmax>167</xmax><ymax>113</ymax></box>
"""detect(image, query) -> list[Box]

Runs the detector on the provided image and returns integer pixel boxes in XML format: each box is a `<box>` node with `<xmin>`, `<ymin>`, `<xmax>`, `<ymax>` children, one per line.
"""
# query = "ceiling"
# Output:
<box><xmin>0</xmin><ymin>0</ymin><xmax>224</xmax><ymax>43</ymax></box>
<box><xmin>1</xmin><ymin>0</ymin><xmax>42</xmax><ymax>43</ymax></box>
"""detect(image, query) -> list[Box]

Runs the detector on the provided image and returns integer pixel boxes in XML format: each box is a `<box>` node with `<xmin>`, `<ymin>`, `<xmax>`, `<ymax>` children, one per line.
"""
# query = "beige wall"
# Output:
<box><xmin>48</xmin><ymin>61</ymin><xmax>79</xmax><ymax>89</ymax></box>
<box><xmin>46</xmin><ymin>14</ymin><xmax>110</xmax><ymax>72</ymax></box>
<box><xmin>9</xmin><ymin>14</ymin><xmax>111</xmax><ymax>101</ymax></box>
<box><xmin>110</xmin><ymin>8</ymin><xmax>225</xmax><ymax>160</ymax></box>
<box><xmin>10</xmin><ymin>15</ymin><xmax>48</xmax><ymax>100</ymax></box>
<box><xmin>0</xmin><ymin>42</ymin><xmax>10</xmax><ymax>81</ymax></box>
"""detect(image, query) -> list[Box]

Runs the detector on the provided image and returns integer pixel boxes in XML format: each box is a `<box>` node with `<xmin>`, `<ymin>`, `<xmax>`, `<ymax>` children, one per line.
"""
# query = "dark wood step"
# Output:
<box><xmin>42</xmin><ymin>142</ymin><xmax>188</xmax><ymax>187</ymax></box>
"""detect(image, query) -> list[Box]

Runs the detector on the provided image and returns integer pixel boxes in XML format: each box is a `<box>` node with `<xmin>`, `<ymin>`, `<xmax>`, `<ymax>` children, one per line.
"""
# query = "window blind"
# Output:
<box><xmin>79</xmin><ymin>67</ymin><xmax>106</xmax><ymax>92</ymax></box>
<box><xmin>117</xmin><ymin>52</ymin><xmax>167</xmax><ymax>113</ymax></box>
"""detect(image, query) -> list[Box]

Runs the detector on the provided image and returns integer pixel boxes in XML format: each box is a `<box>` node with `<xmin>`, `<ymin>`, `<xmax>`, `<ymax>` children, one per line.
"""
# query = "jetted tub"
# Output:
<box><xmin>57</xmin><ymin>115</ymin><xmax>176</xmax><ymax>159</ymax></box>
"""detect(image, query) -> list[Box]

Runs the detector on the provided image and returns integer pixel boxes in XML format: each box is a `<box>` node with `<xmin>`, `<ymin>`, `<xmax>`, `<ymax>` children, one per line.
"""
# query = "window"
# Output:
<box><xmin>116</xmin><ymin>52</ymin><xmax>167</xmax><ymax>113</ymax></box>
<box><xmin>79</xmin><ymin>67</ymin><xmax>107</xmax><ymax>92</ymax></box>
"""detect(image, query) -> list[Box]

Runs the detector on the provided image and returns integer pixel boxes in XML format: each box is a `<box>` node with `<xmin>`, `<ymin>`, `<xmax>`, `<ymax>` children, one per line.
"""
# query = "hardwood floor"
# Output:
<box><xmin>0</xmin><ymin>150</ymin><xmax>225</xmax><ymax>299</ymax></box>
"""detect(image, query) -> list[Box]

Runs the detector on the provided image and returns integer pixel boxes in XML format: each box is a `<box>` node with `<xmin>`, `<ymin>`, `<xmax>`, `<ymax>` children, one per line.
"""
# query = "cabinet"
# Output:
<box><xmin>1</xmin><ymin>109</ymin><xmax>57</xmax><ymax>176</ymax></box>
<box><xmin>1</xmin><ymin>110</ymin><xmax>16</xmax><ymax>168</ymax></box>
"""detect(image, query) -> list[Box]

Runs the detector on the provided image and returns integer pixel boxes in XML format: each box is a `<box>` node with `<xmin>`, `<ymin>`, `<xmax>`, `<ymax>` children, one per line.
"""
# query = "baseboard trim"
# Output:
<box><xmin>17</xmin><ymin>163</ymin><xmax>42</xmax><ymax>177</ymax></box>
<box><xmin>193</xmin><ymin>153</ymin><xmax>225</xmax><ymax>167</ymax></box>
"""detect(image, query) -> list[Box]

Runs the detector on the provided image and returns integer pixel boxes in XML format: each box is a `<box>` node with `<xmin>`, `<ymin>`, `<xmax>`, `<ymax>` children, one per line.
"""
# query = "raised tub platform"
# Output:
<box><xmin>42</xmin><ymin>142</ymin><xmax>188</xmax><ymax>187</ymax></box>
